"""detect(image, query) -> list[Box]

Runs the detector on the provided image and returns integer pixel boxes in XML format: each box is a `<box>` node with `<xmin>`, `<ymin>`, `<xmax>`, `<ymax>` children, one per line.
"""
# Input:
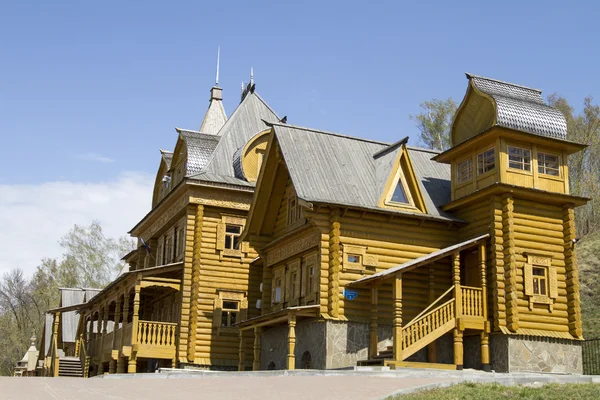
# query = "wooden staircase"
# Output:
<box><xmin>58</xmin><ymin>357</ymin><xmax>84</xmax><ymax>377</ymax></box>
<box><xmin>358</xmin><ymin>285</ymin><xmax>481</xmax><ymax>368</ymax></box>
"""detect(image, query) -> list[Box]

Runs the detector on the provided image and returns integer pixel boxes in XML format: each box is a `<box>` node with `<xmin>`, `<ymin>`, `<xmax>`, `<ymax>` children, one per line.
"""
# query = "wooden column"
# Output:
<box><xmin>563</xmin><ymin>204</ymin><xmax>583</xmax><ymax>338</ymax></box>
<box><xmin>127</xmin><ymin>353</ymin><xmax>137</xmax><ymax>374</ymax></box>
<box><xmin>427</xmin><ymin>266</ymin><xmax>437</xmax><ymax>363</ymax></box>
<box><xmin>253</xmin><ymin>327</ymin><xmax>262</xmax><ymax>371</ymax></box>
<box><xmin>369</xmin><ymin>284</ymin><xmax>379</xmax><ymax>359</ymax></box>
<box><xmin>87</xmin><ymin>313</ymin><xmax>94</xmax><ymax>356</ymax></box>
<box><xmin>328</xmin><ymin>209</ymin><xmax>341</xmax><ymax>318</ymax></box>
<box><xmin>98</xmin><ymin>307</ymin><xmax>108</xmax><ymax>374</ymax></box>
<box><xmin>452</xmin><ymin>252</ymin><xmax>463</xmax><ymax>370</ymax></box>
<box><xmin>479</xmin><ymin>241</ymin><xmax>491</xmax><ymax>371</ymax></box>
<box><xmin>238</xmin><ymin>330</ymin><xmax>245</xmax><ymax>371</ymax></box>
<box><xmin>287</xmin><ymin>312</ymin><xmax>297</xmax><ymax>370</ymax></box>
<box><xmin>502</xmin><ymin>194</ymin><xmax>519</xmax><ymax>332</ymax></box>
<box><xmin>113</xmin><ymin>296</ymin><xmax>121</xmax><ymax>350</ymax></box>
<box><xmin>188</xmin><ymin>204</ymin><xmax>204</xmax><ymax>362</ymax></box>
<box><xmin>52</xmin><ymin>312</ymin><xmax>60</xmax><ymax>377</ymax></box>
<box><xmin>116</xmin><ymin>357</ymin><xmax>125</xmax><ymax>374</ymax></box>
<box><xmin>128</xmin><ymin>281</ymin><xmax>141</xmax><ymax>374</ymax></box>
<box><xmin>392</xmin><ymin>274</ymin><xmax>403</xmax><ymax>362</ymax></box>
<box><xmin>121</xmin><ymin>292</ymin><xmax>130</xmax><ymax>349</ymax></box>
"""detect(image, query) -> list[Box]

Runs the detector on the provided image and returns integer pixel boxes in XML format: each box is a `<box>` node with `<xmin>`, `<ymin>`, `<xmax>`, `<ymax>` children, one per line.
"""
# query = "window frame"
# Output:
<box><xmin>224</xmin><ymin>224</ymin><xmax>242</xmax><ymax>250</ymax></box>
<box><xmin>532</xmin><ymin>266</ymin><xmax>548</xmax><ymax>296</ymax></box>
<box><xmin>456</xmin><ymin>157</ymin><xmax>473</xmax><ymax>184</ymax></box>
<box><xmin>538</xmin><ymin>152</ymin><xmax>561</xmax><ymax>177</ymax></box>
<box><xmin>477</xmin><ymin>147</ymin><xmax>496</xmax><ymax>175</ymax></box>
<box><xmin>220</xmin><ymin>300</ymin><xmax>240</xmax><ymax>328</ymax></box>
<box><xmin>507</xmin><ymin>145</ymin><xmax>532</xmax><ymax>172</ymax></box>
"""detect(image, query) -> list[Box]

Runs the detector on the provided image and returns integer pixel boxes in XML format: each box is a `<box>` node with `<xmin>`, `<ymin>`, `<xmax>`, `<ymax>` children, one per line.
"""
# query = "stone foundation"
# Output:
<box><xmin>490</xmin><ymin>334</ymin><xmax>582</xmax><ymax>373</ymax></box>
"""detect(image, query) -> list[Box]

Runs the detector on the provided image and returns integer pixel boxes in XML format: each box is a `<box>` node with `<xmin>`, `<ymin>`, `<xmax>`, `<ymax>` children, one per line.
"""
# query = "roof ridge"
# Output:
<box><xmin>159</xmin><ymin>149</ymin><xmax>173</xmax><ymax>154</ymax></box>
<box><xmin>373</xmin><ymin>137</ymin><xmax>408</xmax><ymax>159</ymax></box>
<box><xmin>268</xmin><ymin>121</ymin><xmax>390</xmax><ymax>146</ymax></box>
<box><xmin>406</xmin><ymin>145</ymin><xmax>441</xmax><ymax>154</ymax></box>
<box><xmin>254</xmin><ymin>92</ymin><xmax>280</xmax><ymax>120</ymax></box>
<box><xmin>466</xmin><ymin>72</ymin><xmax>542</xmax><ymax>94</ymax></box>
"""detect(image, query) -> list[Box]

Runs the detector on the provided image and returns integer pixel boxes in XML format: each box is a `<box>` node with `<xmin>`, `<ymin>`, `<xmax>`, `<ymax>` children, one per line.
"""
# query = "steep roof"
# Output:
<box><xmin>466</xmin><ymin>73</ymin><xmax>567</xmax><ymax>140</ymax></box>
<box><xmin>270</xmin><ymin>123</ymin><xmax>456</xmax><ymax>221</ymax></box>
<box><xmin>203</xmin><ymin>89</ymin><xmax>279</xmax><ymax>178</ymax></box>
<box><xmin>176</xmin><ymin>129</ymin><xmax>221</xmax><ymax>176</ymax></box>
<box><xmin>199</xmin><ymin>86</ymin><xmax>227</xmax><ymax>134</ymax></box>
<box><xmin>160</xmin><ymin>150</ymin><xmax>173</xmax><ymax>169</ymax></box>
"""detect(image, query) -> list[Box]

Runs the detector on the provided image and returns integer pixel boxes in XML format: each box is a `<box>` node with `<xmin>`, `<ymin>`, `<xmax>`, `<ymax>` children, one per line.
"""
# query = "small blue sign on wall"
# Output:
<box><xmin>344</xmin><ymin>289</ymin><xmax>358</xmax><ymax>301</ymax></box>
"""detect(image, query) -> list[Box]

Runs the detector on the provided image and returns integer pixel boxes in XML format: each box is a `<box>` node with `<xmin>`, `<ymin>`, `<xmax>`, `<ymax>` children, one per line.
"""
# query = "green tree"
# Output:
<box><xmin>410</xmin><ymin>98</ymin><xmax>458</xmax><ymax>151</ymax></box>
<box><xmin>548</xmin><ymin>95</ymin><xmax>600</xmax><ymax>237</ymax></box>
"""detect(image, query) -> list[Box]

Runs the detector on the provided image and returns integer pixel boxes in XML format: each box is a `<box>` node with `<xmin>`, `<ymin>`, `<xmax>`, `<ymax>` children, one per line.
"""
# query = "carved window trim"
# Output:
<box><xmin>216</xmin><ymin>215</ymin><xmax>248</xmax><ymax>261</ymax></box>
<box><xmin>302</xmin><ymin>253</ymin><xmax>319</xmax><ymax>304</ymax></box>
<box><xmin>342</xmin><ymin>245</ymin><xmax>378</xmax><ymax>274</ymax></box>
<box><xmin>212</xmin><ymin>290</ymin><xmax>248</xmax><ymax>336</ymax></box>
<box><xmin>524</xmin><ymin>254</ymin><xmax>558</xmax><ymax>311</ymax></box>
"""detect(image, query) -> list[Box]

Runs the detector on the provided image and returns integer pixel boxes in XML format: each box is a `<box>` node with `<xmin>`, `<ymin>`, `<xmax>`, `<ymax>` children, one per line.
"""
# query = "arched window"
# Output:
<box><xmin>267</xmin><ymin>361</ymin><xmax>276</xmax><ymax>370</ymax></box>
<box><xmin>301</xmin><ymin>351</ymin><xmax>312</xmax><ymax>369</ymax></box>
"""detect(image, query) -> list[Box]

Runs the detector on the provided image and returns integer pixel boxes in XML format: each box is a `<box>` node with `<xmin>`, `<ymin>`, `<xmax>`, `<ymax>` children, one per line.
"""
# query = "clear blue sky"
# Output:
<box><xmin>0</xmin><ymin>1</ymin><xmax>598</xmax><ymax>185</ymax></box>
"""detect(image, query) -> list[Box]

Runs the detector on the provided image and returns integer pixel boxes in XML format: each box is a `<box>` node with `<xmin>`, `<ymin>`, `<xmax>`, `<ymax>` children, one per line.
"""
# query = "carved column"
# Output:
<box><xmin>427</xmin><ymin>266</ymin><xmax>437</xmax><ymax>363</ymax></box>
<box><xmin>128</xmin><ymin>352</ymin><xmax>137</xmax><ymax>374</ymax></box>
<box><xmin>113</xmin><ymin>296</ymin><xmax>121</xmax><ymax>349</ymax></box>
<box><xmin>452</xmin><ymin>252</ymin><xmax>461</xmax><ymax>319</ymax></box>
<box><xmin>328</xmin><ymin>208</ymin><xmax>341</xmax><ymax>318</ymax></box>
<box><xmin>479</xmin><ymin>241</ymin><xmax>491</xmax><ymax>371</ymax></box>
<box><xmin>187</xmin><ymin>204</ymin><xmax>203</xmax><ymax>363</ymax></box>
<box><xmin>369</xmin><ymin>284</ymin><xmax>379</xmax><ymax>359</ymax></box>
<box><xmin>393</xmin><ymin>275</ymin><xmax>403</xmax><ymax>362</ymax></box>
<box><xmin>238</xmin><ymin>330</ymin><xmax>245</xmax><ymax>371</ymax></box>
<box><xmin>253</xmin><ymin>327</ymin><xmax>262</xmax><ymax>371</ymax></box>
<box><xmin>87</xmin><ymin>314</ymin><xmax>94</xmax><ymax>356</ymax></box>
<box><xmin>563</xmin><ymin>204</ymin><xmax>583</xmax><ymax>338</ymax></box>
<box><xmin>287</xmin><ymin>312</ymin><xmax>297</xmax><ymax>370</ymax></box>
<box><xmin>98</xmin><ymin>306</ymin><xmax>108</xmax><ymax>374</ymax></box>
<box><xmin>121</xmin><ymin>292</ymin><xmax>130</xmax><ymax>349</ymax></box>
<box><xmin>502</xmin><ymin>194</ymin><xmax>519</xmax><ymax>332</ymax></box>
<box><xmin>453</xmin><ymin>328</ymin><xmax>464</xmax><ymax>370</ymax></box>
<box><xmin>128</xmin><ymin>280</ymin><xmax>141</xmax><ymax>374</ymax></box>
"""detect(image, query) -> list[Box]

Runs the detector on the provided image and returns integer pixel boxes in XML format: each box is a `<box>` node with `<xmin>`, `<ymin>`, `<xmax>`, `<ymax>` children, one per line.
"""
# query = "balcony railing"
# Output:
<box><xmin>137</xmin><ymin>320</ymin><xmax>177</xmax><ymax>347</ymax></box>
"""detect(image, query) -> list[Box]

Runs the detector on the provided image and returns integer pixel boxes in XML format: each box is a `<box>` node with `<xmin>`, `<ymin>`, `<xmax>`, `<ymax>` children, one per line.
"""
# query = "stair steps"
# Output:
<box><xmin>58</xmin><ymin>357</ymin><xmax>83</xmax><ymax>377</ymax></box>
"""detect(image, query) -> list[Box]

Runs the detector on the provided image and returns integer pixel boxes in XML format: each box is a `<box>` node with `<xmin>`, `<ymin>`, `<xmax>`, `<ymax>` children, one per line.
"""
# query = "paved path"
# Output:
<box><xmin>0</xmin><ymin>375</ymin><xmax>448</xmax><ymax>400</ymax></box>
<box><xmin>2</xmin><ymin>369</ymin><xmax>598</xmax><ymax>400</ymax></box>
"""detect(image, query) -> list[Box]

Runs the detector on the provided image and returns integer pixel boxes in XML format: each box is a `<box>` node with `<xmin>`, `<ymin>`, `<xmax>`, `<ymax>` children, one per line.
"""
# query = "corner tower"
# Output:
<box><xmin>435</xmin><ymin>74</ymin><xmax>589</xmax><ymax>373</ymax></box>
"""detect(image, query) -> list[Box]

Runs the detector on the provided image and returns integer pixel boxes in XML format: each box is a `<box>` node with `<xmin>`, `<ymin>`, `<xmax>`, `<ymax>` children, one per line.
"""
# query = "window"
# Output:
<box><xmin>347</xmin><ymin>254</ymin><xmax>361</xmax><ymax>264</ymax></box>
<box><xmin>538</xmin><ymin>152</ymin><xmax>560</xmax><ymax>176</ymax></box>
<box><xmin>221</xmin><ymin>300</ymin><xmax>239</xmax><ymax>327</ymax></box>
<box><xmin>165</xmin><ymin>237</ymin><xmax>173</xmax><ymax>263</ymax></box>
<box><xmin>176</xmin><ymin>226</ymin><xmax>184</xmax><ymax>258</ymax></box>
<box><xmin>291</xmin><ymin>272</ymin><xmax>298</xmax><ymax>299</ymax></box>
<box><xmin>508</xmin><ymin>146</ymin><xmax>531</xmax><ymax>171</ymax></box>
<box><xmin>157</xmin><ymin>239</ymin><xmax>164</xmax><ymax>266</ymax></box>
<box><xmin>390</xmin><ymin>179</ymin><xmax>409</xmax><ymax>203</ymax></box>
<box><xmin>287</xmin><ymin>196</ymin><xmax>302</xmax><ymax>225</ymax></box>
<box><xmin>274</xmin><ymin>278</ymin><xmax>282</xmax><ymax>303</ymax></box>
<box><xmin>457</xmin><ymin>158</ymin><xmax>473</xmax><ymax>184</ymax></box>
<box><xmin>224</xmin><ymin>225</ymin><xmax>241</xmax><ymax>250</ymax></box>
<box><xmin>308</xmin><ymin>266</ymin><xmax>315</xmax><ymax>294</ymax></box>
<box><xmin>477</xmin><ymin>148</ymin><xmax>495</xmax><ymax>175</ymax></box>
<box><xmin>173</xmin><ymin>228</ymin><xmax>178</xmax><ymax>258</ymax></box>
<box><xmin>532</xmin><ymin>267</ymin><xmax>548</xmax><ymax>296</ymax></box>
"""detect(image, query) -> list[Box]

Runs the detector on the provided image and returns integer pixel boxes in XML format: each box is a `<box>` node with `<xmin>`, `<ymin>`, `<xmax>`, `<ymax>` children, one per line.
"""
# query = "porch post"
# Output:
<box><xmin>113</xmin><ymin>296</ymin><xmax>121</xmax><ymax>349</ymax></box>
<box><xmin>479</xmin><ymin>241</ymin><xmax>491</xmax><ymax>371</ymax></box>
<box><xmin>369</xmin><ymin>284</ymin><xmax>379</xmax><ymax>359</ymax></box>
<box><xmin>52</xmin><ymin>312</ymin><xmax>60</xmax><ymax>377</ymax></box>
<box><xmin>87</xmin><ymin>313</ymin><xmax>94</xmax><ymax>355</ymax></box>
<box><xmin>393</xmin><ymin>274</ymin><xmax>403</xmax><ymax>362</ymax></box>
<box><xmin>121</xmin><ymin>291</ymin><xmax>130</xmax><ymax>349</ymax></box>
<box><xmin>287</xmin><ymin>312</ymin><xmax>297</xmax><ymax>370</ymax></box>
<box><xmin>98</xmin><ymin>306</ymin><xmax>108</xmax><ymax>374</ymax></box>
<box><xmin>128</xmin><ymin>280</ymin><xmax>141</xmax><ymax>374</ymax></box>
<box><xmin>427</xmin><ymin>266</ymin><xmax>437</xmax><ymax>363</ymax></box>
<box><xmin>452</xmin><ymin>252</ymin><xmax>463</xmax><ymax>370</ymax></box>
<box><xmin>238</xmin><ymin>330</ymin><xmax>245</xmax><ymax>371</ymax></box>
<box><xmin>253</xmin><ymin>327</ymin><xmax>262</xmax><ymax>371</ymax></box>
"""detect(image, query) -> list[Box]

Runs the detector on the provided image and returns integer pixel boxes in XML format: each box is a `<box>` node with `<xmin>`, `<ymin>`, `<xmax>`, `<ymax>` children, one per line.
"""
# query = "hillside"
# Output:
<box><xmin>578</xmin><ymin>231</ymin><xmax>600</xmax><ymax>339</ymax></box>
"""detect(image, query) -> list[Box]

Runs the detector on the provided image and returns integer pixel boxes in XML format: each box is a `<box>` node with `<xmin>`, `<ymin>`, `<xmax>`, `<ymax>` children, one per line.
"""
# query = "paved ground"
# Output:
<box><xmin>2</xmin><ymin>369</ymin><xmax>599</xmax><ymax>400</ymax></box>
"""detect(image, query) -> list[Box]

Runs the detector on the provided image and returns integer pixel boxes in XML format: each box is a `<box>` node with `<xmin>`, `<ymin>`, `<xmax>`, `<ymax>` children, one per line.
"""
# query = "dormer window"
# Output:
<box><xmin>477</xmin><ymin>148</ymin><xmax>495</xmax><ymax>175</ymax></box>
<box><xmin>508</xmin><ymin>146</ymin><xmax>531</xmax><ymax>171</ymax></box>
<box><xmin>390</xmin><ymin>178</ymin><xmax>409</xmax><ymax>204</ymax></box>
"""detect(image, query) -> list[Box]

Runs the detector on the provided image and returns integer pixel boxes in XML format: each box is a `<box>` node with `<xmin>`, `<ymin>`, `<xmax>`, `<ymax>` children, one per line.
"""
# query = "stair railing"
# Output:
<box><xmin>78</xmin><ymin>334</ymin><xmax>90</xmax><ymax>378</ymax></box>
<box><xmin>406</xmin><ymin>285</ymin><xmax>454</xmax><ymax>326</ymax></box>
<box><xmin>402</xmin><ymin>298</ymin><xmax>455</xmax><ymax>350</ymax></box>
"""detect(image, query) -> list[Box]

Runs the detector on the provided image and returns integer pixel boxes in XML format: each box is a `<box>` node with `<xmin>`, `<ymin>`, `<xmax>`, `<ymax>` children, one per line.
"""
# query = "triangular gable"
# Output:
<box><xmin>152</xmin><ymin>152</ymin><xmax>173</xmax><ymax>207</ymax></box>
<box><xmin>376</xmin><ymin>142</ymin><xmax>427</xmax><ymax>213</ymax></box>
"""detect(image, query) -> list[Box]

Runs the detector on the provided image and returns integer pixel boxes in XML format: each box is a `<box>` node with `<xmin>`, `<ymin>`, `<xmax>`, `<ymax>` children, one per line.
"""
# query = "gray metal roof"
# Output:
<box><xmin>351</xmin><ymin>234</ymin><xmax>489</xmax><ymax>286</ymax></box>
<box><xmin>189</xmin><ymin>171</ymin><xmax>255</xmax><ymax>188</ymax></box>
<box><xmin>271</xmin><ymin>123</ymin><xmax>457</xmax><ymax>221</ymax></box>
<box><xmin>203</xmin><ymin>90</ymin><xmax>279</xmax><ymax>178</ymax></box>
<box><xmin>199</xmin><ymin>88</ymin><xmax>227</xmax><ymax>134</ymax></box>
<box><xmin>232</xmin><ymin>146</ymin><xmax>245</xmax><ymax>180</ymax></box>
<box><xmin>177</xmin><ymin>129</ymin><xmax>221</xmax><ymax>176</ymax></box>
<box><xmin>467</xmin><ymin>73</ymin><xmax>567</xmax><ymax>140</ymax></box>
<box><xmin>160</xmin><ymin>150</ymin><xmax>173</xmax><ymax>169</ymax></box>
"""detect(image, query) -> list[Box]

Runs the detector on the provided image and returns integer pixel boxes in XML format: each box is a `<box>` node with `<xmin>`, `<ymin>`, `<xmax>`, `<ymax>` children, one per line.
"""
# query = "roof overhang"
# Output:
<box><xmin>434</xmin><ymin>127</ymin><xmax>587</xmax><ymax>164</ymax></box>
<box><xmin>236</xmin><ymin>305</ymin><xmax>320</xmax><ymax>331</ymax></box>
<box><xmin>442</xmin><ymin>183</ymin><xmax>590</xmax><ymax>211</ymax></box>
<box><xmin>350</xmin><ymin>234</ymin><xmax>490</xmax><ymax>287</ymax></box>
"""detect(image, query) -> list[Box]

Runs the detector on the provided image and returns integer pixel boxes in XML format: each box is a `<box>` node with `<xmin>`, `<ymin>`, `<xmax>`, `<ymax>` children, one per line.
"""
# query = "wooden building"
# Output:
<box><xmin>42</xmin><ymin>73</ymin><xmax>588</xmax><ymax>376</ymax></box>
<box><xmin>238</xmin><ymin>74</ymin><xmax>588</xmax><ymax>373</ymax></box>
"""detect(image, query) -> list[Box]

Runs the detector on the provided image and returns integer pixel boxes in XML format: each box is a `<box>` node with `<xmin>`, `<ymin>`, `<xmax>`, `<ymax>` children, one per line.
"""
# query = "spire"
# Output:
<box><xmin>215</xmin><ymin>46</ymin><xmax>220</xmax><ymax>86</ymax></box>
<box><xmin>250</xmin><ymin>67</ymin><xmax>254</xmax><ymax>86</ymax></box>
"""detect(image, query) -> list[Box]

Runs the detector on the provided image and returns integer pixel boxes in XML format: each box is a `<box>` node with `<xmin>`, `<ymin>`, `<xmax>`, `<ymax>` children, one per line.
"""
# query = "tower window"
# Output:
<box><xmin>508</xmin><ymin>146</ymin><xmax>531</xmax><ymax>171</ymax></box>
<box><xmin>477</xmin><ymin>148</ymin><xmax>495</xmax><ymax>175</ymax></box>
<box><xmin>390</xmin><ymin>179</ymin><xmax>409</xmax><ymax>203</ymax></box>
<box><xmin>457</xmin><ymin>158</ymin><xmax>473</xmax><ymax>184</ymax></box>
<box><xmin>224</xmin><ymin>225</ymin><xmax>242</xmax><ymax>250</ymax></box>
<box><xmin>538</xmin><ymin>152</ymin><xmax>560</xmax><ymax>176</ymax></box>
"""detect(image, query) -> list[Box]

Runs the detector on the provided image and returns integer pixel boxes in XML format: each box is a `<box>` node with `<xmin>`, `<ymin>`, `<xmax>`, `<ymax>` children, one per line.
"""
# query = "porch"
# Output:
<box><xmin>78</xmin><ymin>263</ymin><xmax>182</xmax><ymax>375</ymax></box>
<box><xmin>350</xmin><ymin>234</ymin><xmax>491</xmax><ymax>370</ymax></box>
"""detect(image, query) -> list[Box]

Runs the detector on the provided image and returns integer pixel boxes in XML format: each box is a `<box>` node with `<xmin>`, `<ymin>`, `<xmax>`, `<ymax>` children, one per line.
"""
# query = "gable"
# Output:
<box><xmin>376</xmin><ymin>143</ymin><xmax>427</xmax><ymax>213</ymax></box>
<box><xmin>152</xmin><ymin>155</ymin><xmax>172</xmax><ymax>207</ymax></box>
<box><xmin>233</xmin><ymin>129</ymin><xmax>271</xmax><ymax>182</ymax></box>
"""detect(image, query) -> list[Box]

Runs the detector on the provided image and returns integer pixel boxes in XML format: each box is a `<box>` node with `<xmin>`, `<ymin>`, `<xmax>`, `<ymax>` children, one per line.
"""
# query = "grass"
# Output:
<box><xmin>389</xmin><ymin>382</ymin><xmax>600</xmax><ymax>400</ymax></box>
